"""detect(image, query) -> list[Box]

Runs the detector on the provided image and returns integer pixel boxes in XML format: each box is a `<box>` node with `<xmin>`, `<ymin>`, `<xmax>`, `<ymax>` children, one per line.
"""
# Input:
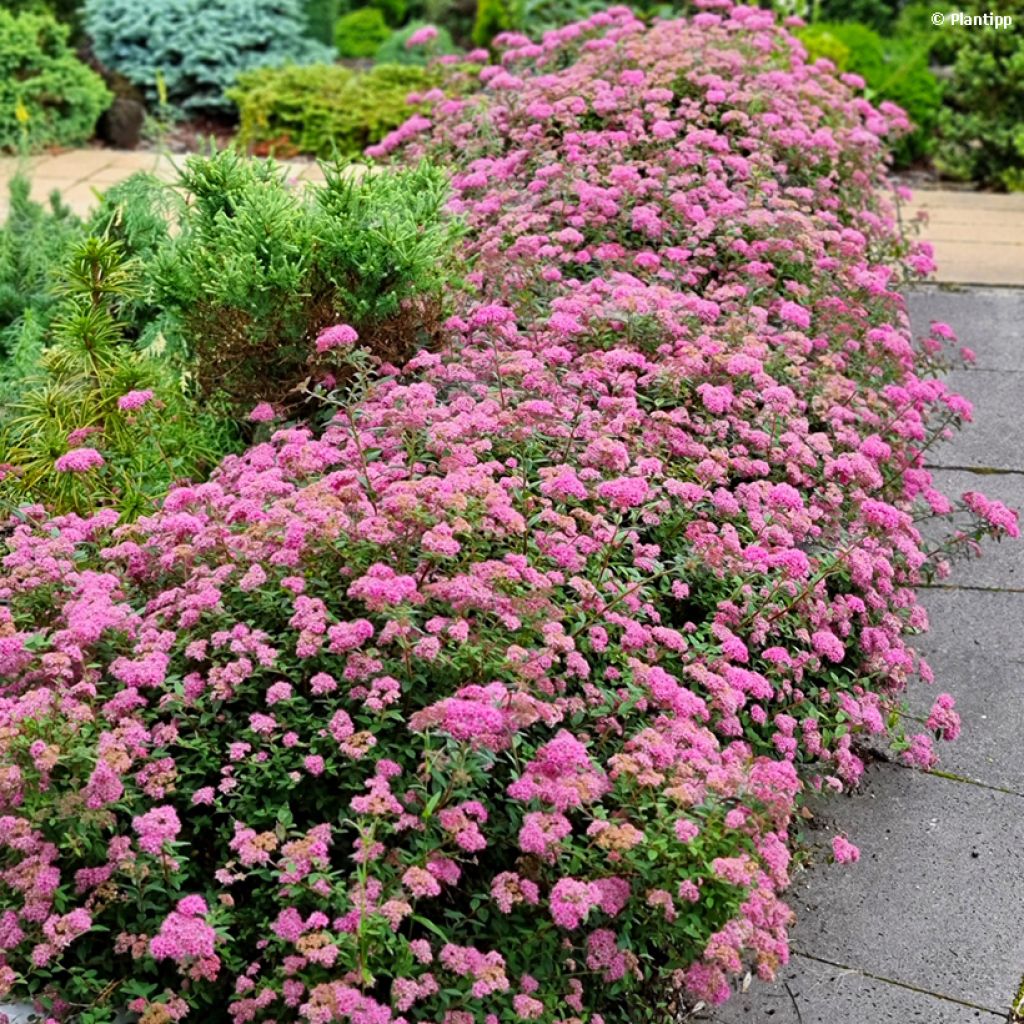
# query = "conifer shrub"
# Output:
<box><xmin>0</xmin><ymin>9</ymin><xmax>111</xmax><ymax>151</ymax></box>
<box><xmin>0</xmin><ymin>6</ymin><xmax>1017</xmax><ymax>1023</ymax></box>
<box><xmin>0</xmin><ymin>174</ymin><xmax>82</xmax><ymax>368</ymax></box>
<box><xmin>0</xmin><ymin>171</ymin><xmax>176</xmax><ymax>408</ymax></box>
<box><xmin>83</xmin><ymin>0</ymin><xmax>332</xmax><ymax>115</ymax></box>
<box><xmin>229</xmin><ymin>63</ymin><xmax>439</xmax><ymax>159</ymax></box>
<box><xmin>333</xmin><ymin>6</ymin><xmax>392</xmax><ymax>57</ymax></box>
<box><xmin>145</xmin><ymin>152</ymin><xmax>461</xmax><ymax>412</ymax></box>
<box><xmin>0</xmin><ymin>237</ymin><xmax>234</xmax><ymax>518</ymax></box>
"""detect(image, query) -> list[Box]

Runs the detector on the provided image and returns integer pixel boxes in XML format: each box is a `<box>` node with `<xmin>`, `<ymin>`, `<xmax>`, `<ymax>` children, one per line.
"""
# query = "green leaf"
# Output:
<box><xmin>412</xmin><ymin>914</ymin><xmax>450</xmax><ymax>942</ymax></box>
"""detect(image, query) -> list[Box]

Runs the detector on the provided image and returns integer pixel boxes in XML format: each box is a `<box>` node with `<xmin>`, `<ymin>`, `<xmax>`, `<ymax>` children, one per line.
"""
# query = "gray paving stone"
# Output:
<box><xmin>706</xmin><ymin>953</ymin><xmax>1005</xmax><ymax>1023</ymax></box>
<box><xmin>903</xmin><ymin>286</ymin><xmax>1024</xmax><ymax>472</ymax></box>
<box><xmin>917</xmin><ymin>468</ymin><xmax>1024</xmax><ymax>589</ymax></box>
<box><xmin>906</xmin><ymin>286</ymin><xmax>1024</xmax><ymax>375</ymax></box>
<box><xmin>770</xmin><ymin>767</ymin><xmax>1024</xmax><ymax>1011</ymax></box>
<box><xmin>928</xmin><ymin>368</ymin><xmax>1024</xmax><ymax>472</ymax></box>
<box><xmin>909</xmin><ymin>588</ymin><xmax>1024</xmax><ymax>793</ymax></box>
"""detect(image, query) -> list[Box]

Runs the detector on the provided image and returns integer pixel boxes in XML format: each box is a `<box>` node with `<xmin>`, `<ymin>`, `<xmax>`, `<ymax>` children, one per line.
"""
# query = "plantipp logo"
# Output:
<box><xmin>931</xmin><ymin>10</ymin><xmax>1014</xmax><ymax>27</ymax></box>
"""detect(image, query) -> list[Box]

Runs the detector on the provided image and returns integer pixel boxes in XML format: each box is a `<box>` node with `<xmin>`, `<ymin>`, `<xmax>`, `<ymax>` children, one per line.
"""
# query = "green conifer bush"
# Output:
<box><xmin>0</xmin><ymin>10</ymin><xmax>111</xmax><ymax>151</ymax></box>
<box><xmin>83</xmin><ymin>0</ymin><xmax>332</xmax><ymax>114</ymax></box>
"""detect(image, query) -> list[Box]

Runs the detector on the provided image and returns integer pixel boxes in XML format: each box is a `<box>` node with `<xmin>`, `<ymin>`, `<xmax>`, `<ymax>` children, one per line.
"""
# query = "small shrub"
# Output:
<box><xmin>83</xmin><ymin>0</ymin><xmax>333</xmax><ymax>115</ymax></box>
<box><xmin>1</xmin><ymin>171</ymin><xmax>178</xmax><ymax>406</ymax></box>
<box><xmin>230</xmin><ymin>62</ymin><xmax>439</xmax><ymax>159</ymax></box>
<box><xmin>333</xmin><ymin>6</ymin><xmax>391</xmax><ymax>57</ymax></box>
<box><xmin>934</xmin><ymin>0</ymin><xmax>1024</xmax><ymax>189</ymax></box>
<box><xmin>0</xmin><ymin>236</ymin><xmax>235</xmax><ymax>518</ymax></box>
<box><xmin>374</xmin><ymin>21</ymin><xmax>458</xmax><ymax>65</ymax></box>
<box><xmin>83</xmin><ymin>172</ymin><xmax>182</xmax><ymax>352</ymax></box>
<box><xmin>0</xmin><ymin>174</ymin><xmax>82</xmax><ymax>367</ymax></box>
<box><xmin>0</xmin><ymin>10</ymin><xmax>111</xmax><ymax>152</ymax></box>
<box><xmin>146</xmin><ymin>151</ymin><xmax>461</xmax><ymax>410</ymax></box>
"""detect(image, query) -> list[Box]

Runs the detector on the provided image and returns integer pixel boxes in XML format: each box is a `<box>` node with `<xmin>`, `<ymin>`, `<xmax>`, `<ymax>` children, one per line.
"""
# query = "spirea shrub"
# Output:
<box><xmin>0</xmin><ymin>4</ymin><xmax>1018</xmax><ymax>1023</ymax></box>
<box><xmin>83</xmin><ymin>0</ymin><xmax>333</xmax><ymax>115</ymax></box>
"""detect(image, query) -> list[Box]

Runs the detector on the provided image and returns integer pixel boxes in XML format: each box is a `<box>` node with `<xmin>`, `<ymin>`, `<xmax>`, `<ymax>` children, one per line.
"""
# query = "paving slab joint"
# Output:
<box><xmin>917</xmin><ymin>281</ymin><xmax>972</xmax><ymax>293</ymax></box>
<box><xmin>848</xmin><ymin>736</ymin><xmax>1024</xmax><ymax>799</ymax></box>
<box><xmin>782</xmin><ymin>980</ymin><xmax>804</xmax><ymax>1024</ymax></box>
<box><xmin>920</xmin><ymin>582</ymin><xmax>1024</xmax><ymax>595</ymax></box>
<box><xmin>924</xmin><ymin>463</ymin><xmax>1024</xmax><ymax>477</ymax></box>
<box><xmin>791</xmin><ymin>952</ymin><xmax>1008</xmax><ymax>1016</ymax></box>
<box><xmin>850</xmin><ymin>748</ymin><xmax>1024</xmax><ymax>800</ymax></box>
<box><xmin>920</xmin><ymin>766</ymin><xmax>1024</xmax><ymax>800</ymax></box>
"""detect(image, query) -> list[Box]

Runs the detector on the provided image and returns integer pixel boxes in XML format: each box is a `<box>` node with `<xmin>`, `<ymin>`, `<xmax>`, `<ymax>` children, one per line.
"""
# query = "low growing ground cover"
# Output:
<box><xmin>0</xmin><ymin>4</ymin><xmax>1017</xmax><ymax>1023</ymax></box>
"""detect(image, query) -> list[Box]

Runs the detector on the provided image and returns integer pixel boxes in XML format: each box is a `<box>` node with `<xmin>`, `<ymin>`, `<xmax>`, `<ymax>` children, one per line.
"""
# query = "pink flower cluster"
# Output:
<box><xmin>316</xmin><ymin>323</ymin><xmax>359</xmax><ymax>353</ymax></box>
<box><xmin>406</xmin><ymin>24</ymin><xmax>439</xmax><ymax>48</ymax></box>
<box><xmin>117</xmin><ymin>389</ymin><xmax>155</xmax><ymax>411</ymax></box>
<box><xmin>53</xmin><ymin>447</ymin><xmax>105</xmax><ymax>473</ymax></box>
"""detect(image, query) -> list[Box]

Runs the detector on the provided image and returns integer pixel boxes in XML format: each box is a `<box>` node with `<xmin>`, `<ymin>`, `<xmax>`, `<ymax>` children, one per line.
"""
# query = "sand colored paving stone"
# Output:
<box><xmin>0</xmin><ymin>148</ymin><xmax>327</xmax><ymax>219</ymax></box>
<box><xmin>903</xmin><ymin>189</ymin><xmax>1024</xmax><ymax>286</ymax></box>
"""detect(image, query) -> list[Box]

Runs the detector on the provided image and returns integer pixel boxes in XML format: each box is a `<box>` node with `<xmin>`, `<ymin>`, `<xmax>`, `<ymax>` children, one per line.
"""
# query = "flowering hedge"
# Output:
<box><xmin>0</xmin><ymin>4</ymin><xmax>1018</xmax><ymax>1023</ymax></box>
